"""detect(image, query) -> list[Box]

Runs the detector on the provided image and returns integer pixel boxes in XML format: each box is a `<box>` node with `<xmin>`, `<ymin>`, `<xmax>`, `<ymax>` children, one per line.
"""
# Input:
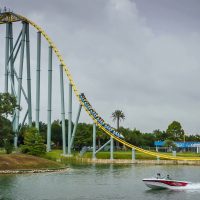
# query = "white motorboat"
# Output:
<box><xmin>143</xmin><ymin>174</ymin><xmax>190</xmax><ymax>190</ymax></box>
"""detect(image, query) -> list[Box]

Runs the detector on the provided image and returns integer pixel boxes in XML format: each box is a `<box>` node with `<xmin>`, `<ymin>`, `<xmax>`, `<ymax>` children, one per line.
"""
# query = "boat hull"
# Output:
<box><xmin>143</xmin><ymin>179</ymin><xmax>189</xmax><ymax>190</ymax></box>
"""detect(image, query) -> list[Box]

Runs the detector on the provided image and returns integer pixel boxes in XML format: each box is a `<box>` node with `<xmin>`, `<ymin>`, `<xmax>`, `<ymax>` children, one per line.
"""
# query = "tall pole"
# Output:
<box><xmin>68</xmin><ymin>83</ymin><xmax>72</xmax><ymax>155</ymax></box>
<box><xmin>4</xmin><ymin>23</ymin><xmax>9</xmax><ymax>93</ymax></box>
<box><xmin>9</xmin><ymin>22</ymin><xmax>14</xmax><ymax>95</ymax></box>
<box><xmin>25</xmin><ymin>23</ymin><xmax>32</xmax><ymax>127</ymax></box>
<box><xmin>93</xmin><ymin>123</ymin><xmax>96</xmax><ymax>160</ymax></box>
<box><xmin>60</xmin><ymin>64</ymin><xmax>66</xmax><ymax>155</ymax></box>
<box><xmin>9</xmin><ymin>22</ymin><xmax>15</xmax><ymax>132</ymax></box>
<box><xmin>47</xmin><ymin>46</ymin><xmax>52</xmax><ymax>152</ymax></box>
<box><xmin>35</xmin><ymin>31</ymin><xmax>41</xmax><ymax>130</ymax></box>
<box><xmin>15</xmin><ymin>22</ymin><xmax>26</xmax><ymax>148</ymax></box>
<box><xmin>132</xmin><ymin>148</ymin><xmax>135</xmax><ymax>160</ymax></box>
<box><xmin>110</xmin><ymin>136</ymin><xmax>114</xmax><ymax>160</ymax></box>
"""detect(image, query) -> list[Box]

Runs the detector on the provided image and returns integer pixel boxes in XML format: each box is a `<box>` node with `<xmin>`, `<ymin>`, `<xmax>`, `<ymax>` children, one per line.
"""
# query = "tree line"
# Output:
<box><xmin>1</xmin><ymin>92</ymin><xmax>200</xmax><ymax>154</ymax></box>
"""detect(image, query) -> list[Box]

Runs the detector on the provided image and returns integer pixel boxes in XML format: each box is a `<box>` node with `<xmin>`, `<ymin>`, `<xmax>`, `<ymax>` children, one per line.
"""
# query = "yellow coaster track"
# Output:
<box><xmin>2</xmin><ymin>12</ymin><xmax>200</xmax><ymax>161</ymax></box>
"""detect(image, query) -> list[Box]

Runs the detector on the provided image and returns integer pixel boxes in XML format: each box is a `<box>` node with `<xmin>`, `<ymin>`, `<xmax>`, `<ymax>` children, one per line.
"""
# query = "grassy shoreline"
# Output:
<box><xmin>0</xmin><ymin>153</ymin><xmax>64</xmax><ymax>171</ymax></box>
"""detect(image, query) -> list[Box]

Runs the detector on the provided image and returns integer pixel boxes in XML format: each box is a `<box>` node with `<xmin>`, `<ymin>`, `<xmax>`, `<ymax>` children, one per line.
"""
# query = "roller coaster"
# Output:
<box><xmin>1</xmin><ymin>10</ymin><xmax>200</xmax><ymax>161</ymax></box>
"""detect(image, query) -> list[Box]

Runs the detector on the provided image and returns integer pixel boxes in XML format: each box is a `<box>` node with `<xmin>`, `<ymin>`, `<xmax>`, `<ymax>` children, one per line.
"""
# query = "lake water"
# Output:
<box><xmin>1</xmin><ymin>164</ymin><xmax>200</xmax><ymax>200</ymax></box>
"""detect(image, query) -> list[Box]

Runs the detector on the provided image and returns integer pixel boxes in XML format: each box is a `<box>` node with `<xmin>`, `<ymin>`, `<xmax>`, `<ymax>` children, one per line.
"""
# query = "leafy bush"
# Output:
<box><xmin>21</xmin><ymin>127</ymin><xmax>46</xmax><ymax>156</ymax></box>
<box><xmin>4</xmin><ymin>139</ymin><xmax>13</xmax><ymax>154</ymax></box>
<box><xmin>0</xmin><ymin>117</ymin><xmax>13</xmax><ymax>154</ymax></box>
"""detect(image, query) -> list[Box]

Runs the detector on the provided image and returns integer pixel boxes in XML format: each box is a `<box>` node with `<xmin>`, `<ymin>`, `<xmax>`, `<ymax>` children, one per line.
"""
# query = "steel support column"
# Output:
<box><xmin>68</xmin><ymin>83</ymin><xmax>72</xmax><ymax>155</ymax></box>
<box><xmin>70</xmin><ymin>104</ymin><xmax>82</xmax><ymax>149</ymax></box>
<box><xmin>132</xmin><ymin>148</ymin><xmax>135</xmax><ymax>160</ymax></box>
<box><xmin>157</xmin><ymin>156</ymin><xmax>160</xmax><ymax>162</ymax></box>
<box><xmin>13</xmin><ymin>42</ymin><xmax>22</xmax><ymax>62</ymax></box>
<box><xmin>60</xmin><ymin>64</ymin><xmax>66</xmax><ymax>155</ymax></box>
<box><xmin>92</xmin><ymin>123</ymin><xmax>96</xmax><ymax>160</ymax></box>
<box><xmin>8</xmin><ymin>22</ymin><xmax>15</xmax><ymax>132</ymax></box>
<box><xmin>47</xmin><ymin>46</ymin><xmax>52</xmax><ymax>152</ymax></box>
<box><xmin>95</xmin><ymin>139</ymin><xmax>111</xmax><ymax>154</ymax></box>
<box><xmin>4</xmin><ymin>23</ymin><xmax>9</xmax><ymax>92</ymax></box>
<box><xmin>110</xmin><ymin>136</ymin><xmax>114</xmax><ymax>160</ymax></box>
<box><xmin>9</xmin><ymin>23</ymin><xmax>14</xmax><ymax>95</ymax></box>
<box><xmin>7</xmin><ymin>31</ymin><xmax>22</xmax><ymax>66</ymax></box>
<box><xmin>25</xmin><ymin>23</ymin><xmax>32</xmax><ymax>127</ymax></box>
<box><xmin>35</xmin><ymin>31</ymin><xmax>41</xmax><ymax>130</ymax></box>
<box><xmin>14</xmin><ymin>22</ymin><xmax>26</xmax><ymax>148</ymax></box>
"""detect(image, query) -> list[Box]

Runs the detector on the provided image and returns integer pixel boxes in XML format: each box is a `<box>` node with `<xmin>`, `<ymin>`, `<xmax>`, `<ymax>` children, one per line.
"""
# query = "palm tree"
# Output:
<box><xmin>111</xmin><ymin>110</ymin><xmax>125</xmax><ymax>150</ymax></box>
<box><xmin>112</xmin><ymin>110</ymin><xmax>125</xmax><ymax>130</ymax></box>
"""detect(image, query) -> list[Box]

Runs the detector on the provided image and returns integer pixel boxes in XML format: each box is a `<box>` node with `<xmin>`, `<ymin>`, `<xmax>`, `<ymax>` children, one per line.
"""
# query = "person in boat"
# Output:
<box><xmin>156</xmin><ymin>173</ymin><xmax>161</xmax><ymax>179</ymax></box>
<box><xmin>166</xmin><ymin>175</ymin><xmax>171</xmax><ymax>180</ymax></box>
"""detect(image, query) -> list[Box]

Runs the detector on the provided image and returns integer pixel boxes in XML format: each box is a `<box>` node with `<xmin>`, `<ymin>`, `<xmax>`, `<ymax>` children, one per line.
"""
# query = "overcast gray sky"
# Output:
<box><xmin>0</xmin><ymin>0</ymin><xmax>200</xmax><ymax>134</ymax></box>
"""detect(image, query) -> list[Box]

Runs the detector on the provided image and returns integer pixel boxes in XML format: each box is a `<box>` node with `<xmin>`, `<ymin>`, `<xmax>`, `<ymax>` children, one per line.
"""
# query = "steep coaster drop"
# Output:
<box><xmin>79</xmin><ymin>93</ymin><xmax>124</xmax><ymax>139</ymax></box>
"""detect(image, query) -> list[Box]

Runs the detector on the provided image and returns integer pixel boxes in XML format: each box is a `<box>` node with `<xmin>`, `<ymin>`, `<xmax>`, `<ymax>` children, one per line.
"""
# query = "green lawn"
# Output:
<box><xmin>2</xmin><ymin>147</ymin><xmax>200</xmax><ymax>161</ymax></box>
<box><xmin>83</xmin><ymin>151</ymin><xmax>157</xmax><ymax>160</ymax></box>
<box><xmin>43</xmin><ymin>150</ymin><xmax>63</xmax><ymax>161</ymax></box>
<box><xmin>43</xmin><ymin>150</ymin><xmax>200</xmax><ymax>161</ymax></box>
<box><xmin>176</xmin><ymin>152</ymin><xmax>200</xmax><ymax>157</ymax></box>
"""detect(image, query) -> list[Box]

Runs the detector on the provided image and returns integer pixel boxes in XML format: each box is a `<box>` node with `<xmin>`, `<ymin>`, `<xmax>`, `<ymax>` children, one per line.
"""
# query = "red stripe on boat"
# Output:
<box><xmin>158</xmin><ymin>180</ymin><xmax>188</xmax><ymax>186</ymax></box>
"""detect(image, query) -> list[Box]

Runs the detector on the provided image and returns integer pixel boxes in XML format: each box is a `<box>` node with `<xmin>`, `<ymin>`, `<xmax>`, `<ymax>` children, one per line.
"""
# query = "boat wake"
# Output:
<box><xmin>173</xmin><ymin>183</ymin><xmax>200</xmax><ymax>191</ymax></box>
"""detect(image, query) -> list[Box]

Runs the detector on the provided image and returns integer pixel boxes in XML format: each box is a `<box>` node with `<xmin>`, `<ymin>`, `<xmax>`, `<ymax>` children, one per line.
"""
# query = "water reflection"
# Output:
<box><xmin>0</xmin><ymin>175</ymin><xmax>17</xmax><ymax>200</ymax></box>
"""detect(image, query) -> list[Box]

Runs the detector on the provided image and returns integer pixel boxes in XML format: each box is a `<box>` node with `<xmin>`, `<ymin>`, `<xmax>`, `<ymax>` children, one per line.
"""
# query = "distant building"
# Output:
<box><xmin>154</xmin><ymin>141</ymin><xmax>200</xmax><ymax>153</ymax></box>
<box><xmin>154</xmin><ymin>141</ymin><xmax>200</xmax><ymax>148</ymax></box>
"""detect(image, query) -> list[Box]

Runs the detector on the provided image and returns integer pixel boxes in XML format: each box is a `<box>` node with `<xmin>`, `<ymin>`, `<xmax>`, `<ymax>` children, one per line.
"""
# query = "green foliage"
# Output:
<box><xmin>51</xmin><ymin>120</ymin><xmax>62</xmax><ymax>147</ymax></box>
<box><xmin>0</xmin><ymin>117</ymin><xmax>11</xmax><ymax>144</ymax></box>
<box><xmin>74</xmin><ymin>123</ymin><xmax>93</xmax><ymax>150</ymax></box>
<box><xmin>4</xmin><ymin>138</ymin><xmax>14</xmax><ymax>154</ymax></box>
<box><xmin>31</xmin><ymin>121</ymin><xmax>47</xmax><ymax>141</ymax></box>
<box><xmin>0</xmin><ymin>117</ymin><xmax>14</xmax><ymax>154</ymax></box>
<box><xmin>166</xmin><ymin>121</ymin><xmax>184</xmax><ymax>141</ymax></box>
<box><xmin>186</xmin><ymin>134</ymin><xmax>200</xmax><ymax>142</ymax></box>
<box><xmin>0</xmin><ymin>92</ymin><xmax>19</xmax><ymax>118</ymax></box>
<box><xmin>153</xmin><ymin>129</ymin><xmax>168</xmax><ymax>141</ymax></box>
<box><xmin>123</xmin><ymin>128</ymin><xmax>142</xmax><ymax>146</ymax></box>
<box><xmin>0</xmin><ymin>93</ymin><xmax>18</xmax><ymax>154</ymax></box>
<box><xmin>73</xmin><ymin>123</ymin><xmax>110</xmax><ymax>150</ymax></box>
<box><xmin>164</xmin><ymin>139</ymin><xmax>176</xmax><ymax>147</ymax></box>
<box><xmin>142</xmin><ymin>133</ymin><xmax>156</xmax><ymax>147</ymax></box>
<box><xmin>21</xmin><ymin>127</ymin><xmax>46</xmax><ymax>156</ymax></box>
